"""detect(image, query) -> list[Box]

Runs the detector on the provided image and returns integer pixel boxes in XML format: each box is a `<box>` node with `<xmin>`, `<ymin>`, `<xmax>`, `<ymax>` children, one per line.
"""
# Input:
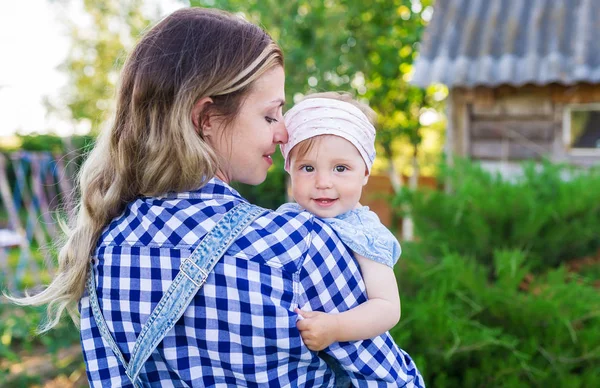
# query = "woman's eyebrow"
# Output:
<box><xmin>271</xmin><ymin>98</ymin><xmax>285</xmax><ymax>106</ymax></box>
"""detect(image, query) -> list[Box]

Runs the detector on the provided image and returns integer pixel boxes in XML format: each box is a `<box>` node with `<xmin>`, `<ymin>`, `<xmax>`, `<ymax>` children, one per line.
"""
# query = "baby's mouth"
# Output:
<box><xmin>313</xmin><ymin>198</ymin><xmax>338</xmax><ymax>207</ymax></box>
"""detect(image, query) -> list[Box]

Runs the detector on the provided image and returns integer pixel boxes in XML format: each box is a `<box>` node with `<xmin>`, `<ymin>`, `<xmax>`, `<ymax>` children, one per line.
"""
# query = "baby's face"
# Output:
<box><xmin>289</xmin><ymin>135</ymin><xmax>368</xmax><ymax>218</ymax></box>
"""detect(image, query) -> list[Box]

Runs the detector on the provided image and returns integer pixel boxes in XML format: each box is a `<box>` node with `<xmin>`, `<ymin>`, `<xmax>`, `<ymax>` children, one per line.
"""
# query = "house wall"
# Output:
<box><xmin>449</xmin><ymin>84</ymin><xmax>600</xmax><ymax>168</ymax></box>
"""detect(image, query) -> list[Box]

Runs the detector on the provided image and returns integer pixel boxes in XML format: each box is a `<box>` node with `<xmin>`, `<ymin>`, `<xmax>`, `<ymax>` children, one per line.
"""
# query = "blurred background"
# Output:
<box><xmin>1</xmin><ymin>1</ymin><xmax>599</xmax><ymax>387</ymax></box>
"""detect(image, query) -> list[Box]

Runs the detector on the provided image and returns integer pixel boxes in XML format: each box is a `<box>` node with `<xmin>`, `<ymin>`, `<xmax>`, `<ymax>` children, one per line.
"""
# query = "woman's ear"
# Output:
<box><xmin>191</xmin><ymin>96</ymin><xmax>214</xmax><ymax>137</ymax></box>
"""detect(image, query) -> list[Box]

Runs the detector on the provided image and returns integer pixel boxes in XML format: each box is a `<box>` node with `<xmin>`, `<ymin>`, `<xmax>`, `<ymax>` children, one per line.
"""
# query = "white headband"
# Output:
<box><xmin>280</xmin><ymin>98</ymin><xmax>376</xmax><ymax>173</ymax></box>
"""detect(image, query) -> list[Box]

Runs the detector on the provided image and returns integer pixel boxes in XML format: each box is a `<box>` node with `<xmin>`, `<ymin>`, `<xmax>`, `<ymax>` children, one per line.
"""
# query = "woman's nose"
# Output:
<box><xmin>274</xmin><ymin>121</ymin><xmax>288</xmax><ymax>144</ymax></box>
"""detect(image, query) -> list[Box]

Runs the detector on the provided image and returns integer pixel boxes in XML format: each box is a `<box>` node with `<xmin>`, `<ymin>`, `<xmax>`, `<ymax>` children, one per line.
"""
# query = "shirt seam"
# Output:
<box><xmin>292</xmin><ymin>213</ymin><xmax>314</xmax><ymax>309</ymax></box>
<box><xmin>99</xmin><ymin>242</ymin><xmax>194</xmax><ymax>250</ymax></box>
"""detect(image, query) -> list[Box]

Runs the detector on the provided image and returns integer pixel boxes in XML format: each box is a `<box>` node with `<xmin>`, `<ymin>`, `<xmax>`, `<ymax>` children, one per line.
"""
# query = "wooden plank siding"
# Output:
<box><xmin>471</xmin><ymin>139</ymin><xmax>553</xmax><ymax>160</ymax></box>
<box><xmin>471</xmin><ymin>120</ymin><xmax>555</xmax><ymax>141</ymax></box>
<box><xmin>449</xmin><ymin>84</ymin><xmax>600</xmax><ymax>165</ymax></box>
<box><xmin>469</xmin><ymin>120</ymin><xmax>555</xmax><ymax>161</ymax></box>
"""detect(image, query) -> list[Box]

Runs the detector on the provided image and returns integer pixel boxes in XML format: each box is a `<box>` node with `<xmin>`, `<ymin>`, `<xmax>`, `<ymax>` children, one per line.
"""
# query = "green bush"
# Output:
<box><xmin>395</xmin><ymin>159</ymin><xmax>600</xmax><ymax>271</ymax></box>
<box><xmin>0</xmin><ymin>299</ymin><xmax>83</xmax><ymax>386</ymax></box>
<box><xmin>393</xmin><ymin>244</ymin><xmax>600</xmax><ymax>387</ymax></box>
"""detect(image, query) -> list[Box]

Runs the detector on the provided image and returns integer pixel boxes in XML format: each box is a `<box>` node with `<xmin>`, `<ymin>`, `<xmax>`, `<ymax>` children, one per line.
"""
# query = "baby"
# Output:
<box><xmin>278</xmin><ymin>92</ymin><xmax>401</xmax><ymax>352</ymax></box>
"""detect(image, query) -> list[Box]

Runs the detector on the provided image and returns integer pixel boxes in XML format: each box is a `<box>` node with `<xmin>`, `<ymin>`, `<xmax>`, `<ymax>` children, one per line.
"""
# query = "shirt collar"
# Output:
<box><xmin>156</xmin><ymin>177</ymin><xmax>247</xmax><ymax>202</ymax></box>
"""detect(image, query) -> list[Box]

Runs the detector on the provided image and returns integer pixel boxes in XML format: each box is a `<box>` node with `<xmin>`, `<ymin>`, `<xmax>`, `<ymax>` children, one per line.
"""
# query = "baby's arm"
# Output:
<box><xmin>296</xmin><ymin>254</ymin><xmax>401</xmax><ymax>351</ymax></box>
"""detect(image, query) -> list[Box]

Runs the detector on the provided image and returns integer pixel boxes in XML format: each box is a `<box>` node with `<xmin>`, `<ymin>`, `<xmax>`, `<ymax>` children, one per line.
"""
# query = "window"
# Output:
<box><xmin>563</xmin><ymin>104</ymin><xmax>600</xmax><ymax>155</ymax></box>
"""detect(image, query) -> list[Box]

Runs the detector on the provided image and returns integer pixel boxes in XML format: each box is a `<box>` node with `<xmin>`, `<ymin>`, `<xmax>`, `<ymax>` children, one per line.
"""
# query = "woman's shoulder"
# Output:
<box><xmin>97</xmin><ymin>187</ymin><xmax>349</xmax><ymax>270</ymax></box>
<box><xmin>251</xmin><ymin>205</ymin><xmax>315</xmax><ymax>238</ymax></box>
<box><xmin>270</xmin><ymin>203</ymin><xmax>345</xmax><ymax>242</ymax></box>
<box><xmin>231</xmin><ymin>204</ymin><xmax>348</xmax><ymax>270</ymax></box>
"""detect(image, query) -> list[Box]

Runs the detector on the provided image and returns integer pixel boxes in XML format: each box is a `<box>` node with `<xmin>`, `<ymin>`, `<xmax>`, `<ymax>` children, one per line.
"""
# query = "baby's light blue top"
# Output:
<box><xmin>277</xmin><ymin>203</ymin><xmax>401</xmax><ymax>267</ymax></box>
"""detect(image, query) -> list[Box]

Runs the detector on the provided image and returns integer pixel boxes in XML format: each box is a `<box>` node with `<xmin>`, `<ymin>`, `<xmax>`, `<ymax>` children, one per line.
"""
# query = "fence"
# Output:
<box><xmin>361</xmin><ymin>174</ymin><xmax>438</xmax><ymax>228</ymax></box>
<box><xmin>0</xmin><ymin>152</ymin><xmax>74</xmax><ymax>291</ymax></box>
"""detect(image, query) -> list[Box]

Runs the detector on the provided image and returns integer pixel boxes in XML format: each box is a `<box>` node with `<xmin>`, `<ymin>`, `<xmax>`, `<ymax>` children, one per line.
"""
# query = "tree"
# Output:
<box><xmin>48</xmin><ymin>0</ymin><xmax>150</xmax><ymax>134</ymax></box>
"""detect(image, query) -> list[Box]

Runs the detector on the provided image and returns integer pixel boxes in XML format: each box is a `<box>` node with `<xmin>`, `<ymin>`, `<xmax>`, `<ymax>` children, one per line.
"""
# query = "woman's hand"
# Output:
<box><xmin>295</xmin><ymin>308</ymin><xmax>339</xmax><ymax>351</ymax></box>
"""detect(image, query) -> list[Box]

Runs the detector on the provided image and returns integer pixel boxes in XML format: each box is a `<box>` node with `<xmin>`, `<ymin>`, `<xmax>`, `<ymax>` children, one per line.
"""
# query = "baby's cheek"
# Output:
<box><xmin>355</xmin><ymin>187</ymin><xmax>364</xmax><ymax>204</ymax></box>
<box><xmin>339</xmin><ymin>200</ymin><xmax>356</xmax><ymax>215</ymax></box>
<box><xmin>291</xmin><ymin>180</ymin><xmax>310</xmax><ymax>206</ymax></box>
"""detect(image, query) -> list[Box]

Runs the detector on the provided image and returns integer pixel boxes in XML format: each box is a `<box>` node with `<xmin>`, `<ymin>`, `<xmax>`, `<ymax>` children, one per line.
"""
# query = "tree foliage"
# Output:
<box><xmin>50</xmin><ymin>0</ymin><xmax>150</xmax><ymax>134</ymax></box>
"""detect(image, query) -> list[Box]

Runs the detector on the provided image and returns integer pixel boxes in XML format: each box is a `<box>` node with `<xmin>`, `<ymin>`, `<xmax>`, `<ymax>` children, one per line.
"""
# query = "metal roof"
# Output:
<box><xmin>412</xmin><ymin>0</ymin><xmax>600</xmax><ymax>88</ymax></box>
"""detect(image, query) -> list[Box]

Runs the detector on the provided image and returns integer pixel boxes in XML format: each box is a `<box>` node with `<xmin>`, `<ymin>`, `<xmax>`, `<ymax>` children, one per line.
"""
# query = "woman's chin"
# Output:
<box><xmin>238</xmin><ymin>173</ymin><xmax>268</xmax><ymax>186</ymax></box>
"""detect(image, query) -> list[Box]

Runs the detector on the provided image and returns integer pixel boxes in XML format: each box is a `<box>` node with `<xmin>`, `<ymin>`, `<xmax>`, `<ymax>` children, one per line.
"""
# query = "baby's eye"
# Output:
<box><xmin>300</xmin><ymin>165</ymin><xmax>314</xmax><ymax>172</ymax></box>
<box><xmin>265</xmin><ymin>116</ymin><xmax>278</xmax><ymax>124</ymax></box>
<box><xmin>335</xmin><ymin>165</ymin><xmax>347</xmax><ymax>172</ymax></box>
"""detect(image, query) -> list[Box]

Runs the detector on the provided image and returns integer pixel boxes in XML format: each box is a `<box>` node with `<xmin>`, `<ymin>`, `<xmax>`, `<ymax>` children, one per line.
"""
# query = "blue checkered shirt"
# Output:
<box><xmin>80</xmin><ymin>178</ymin><xmax>424</xmax><ymax>387</ymax></box>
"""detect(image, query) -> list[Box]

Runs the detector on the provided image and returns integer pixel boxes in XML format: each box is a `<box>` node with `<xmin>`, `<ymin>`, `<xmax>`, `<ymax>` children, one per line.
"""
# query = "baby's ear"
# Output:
<box><xmin>362</xmin><ymin>169</ymin><xmax>369</xmax><ymax>186</ymax></box>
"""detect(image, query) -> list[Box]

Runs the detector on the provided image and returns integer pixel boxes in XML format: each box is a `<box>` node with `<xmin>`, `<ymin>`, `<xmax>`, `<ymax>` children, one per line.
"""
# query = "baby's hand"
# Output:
<box><xmin>295</xmin><ymin>308</ymin><xmax>339</xmax><ymax>351</ymax></box>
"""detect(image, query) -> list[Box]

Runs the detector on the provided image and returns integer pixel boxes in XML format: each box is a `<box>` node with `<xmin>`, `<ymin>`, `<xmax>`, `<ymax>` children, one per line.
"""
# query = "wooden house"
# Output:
<box><xmin>412</xmin><ymin>0</ymin><xmax>600</xmax><ymax>174</ymax></box>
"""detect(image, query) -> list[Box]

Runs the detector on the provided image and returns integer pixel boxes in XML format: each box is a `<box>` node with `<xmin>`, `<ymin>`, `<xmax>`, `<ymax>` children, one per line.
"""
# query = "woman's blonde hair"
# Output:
<box><xmin>7</xmin><ymin>7</ymin><xmax>283</xmax><ymax>332</ymax></box>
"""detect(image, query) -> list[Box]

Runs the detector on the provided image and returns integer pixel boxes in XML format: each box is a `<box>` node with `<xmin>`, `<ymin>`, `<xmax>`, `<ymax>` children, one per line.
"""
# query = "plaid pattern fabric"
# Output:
<box><xmin>80</xmin><ymin>178</ymin><xmax>424</xmax><ymax>387</ymax></box>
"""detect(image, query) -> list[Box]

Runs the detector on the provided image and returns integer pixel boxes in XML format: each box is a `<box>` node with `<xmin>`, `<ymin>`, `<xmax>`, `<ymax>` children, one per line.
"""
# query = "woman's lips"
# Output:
<box><xmin>263</xmin><ymin>155</ymin><xmax>273</xmax><ymax>166</ymax></box>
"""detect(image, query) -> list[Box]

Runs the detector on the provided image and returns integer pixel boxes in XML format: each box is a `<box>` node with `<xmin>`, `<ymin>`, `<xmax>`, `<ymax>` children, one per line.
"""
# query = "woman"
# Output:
<box><xmin>11</xmin><ymin>7</ymin><xmax>424</xmax><ymax>387</ymax></box>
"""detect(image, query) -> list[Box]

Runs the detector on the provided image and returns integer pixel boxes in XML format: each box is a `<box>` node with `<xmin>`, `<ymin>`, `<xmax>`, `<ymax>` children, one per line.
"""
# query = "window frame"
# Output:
<box><xmin>562</xmin><ymin>103</ymin><xmax>600</xmax><ymax>156</ymax></box>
